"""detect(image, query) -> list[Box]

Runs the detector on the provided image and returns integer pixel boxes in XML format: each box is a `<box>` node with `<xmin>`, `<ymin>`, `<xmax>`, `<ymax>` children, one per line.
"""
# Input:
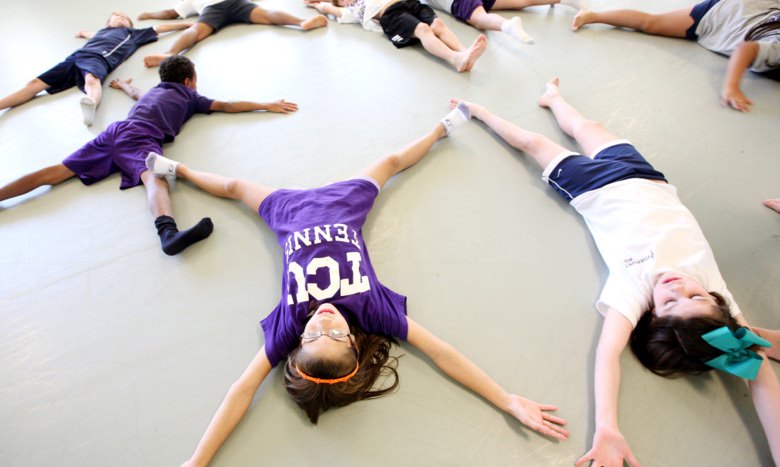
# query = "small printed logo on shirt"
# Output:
<box><xmin>391</xmin><ymin>35</ymin><xmax>404</xmax><ymax>42</ymax></box>
<box><xmin>556</xmin><ymin>168</ymin><xmax>563</xmax><ymax>178</ymax></box>
<box><xmin>623</xmin><ymin>250</ymin><xmax>655</xmax><ymax>268</ymax></box>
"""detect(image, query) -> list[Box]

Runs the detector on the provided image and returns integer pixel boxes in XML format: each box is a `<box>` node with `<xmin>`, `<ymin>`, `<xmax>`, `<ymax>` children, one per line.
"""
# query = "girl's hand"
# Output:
<box><xmin>109</xmin><ymin>78</ymin><xmax>132</xmax><ymax>89</ymax></box>
<box><xmin>266</xmin><ymin>99</ymin><xmax>299</xmax><ymax>114</ymax></box>
<box><xmin>721</xmin><ymin>86</ymin><xmax>753</xmax><ymax>112</ymax></box>
<box><xmin>576</xmin><ymin>426</ymin><xmax>640</xmax><ymax>467</ymax></box>
<box><xmin>506</xmin><ymin>395</ymin><xmax>569</xmax><ymax>441</ymax></box>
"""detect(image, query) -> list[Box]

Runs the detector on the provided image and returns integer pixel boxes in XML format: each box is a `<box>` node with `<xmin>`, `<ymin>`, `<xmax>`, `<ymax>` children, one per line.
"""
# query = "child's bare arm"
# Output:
<box><xmin>109</xmin><ymin>78</ymin><xmax>144</xmax><ymax>101</ymax></box>
<box><xmin>309</xmin><ymin>2</ymin><xmax>344</xmax><ymax>17</ymax></box>
<box><xmin>406</xmin><ymin>317</ymin><xmax>570</xmax><ymax>440</ymax></box>
<box><xmin>153</xmin><ymin>22</ymin><xmax>195</xmax><ymax>33</ymax></box>
<box><xmin>721</xmin><ymin>41</ymin><xmax>759</xmax><ymax>112</ymax></box>
<box><xmin>138</xmin><ymin>9</ymin><xmax>180</xmax><ymax>21</ymax></box>
<box><xmin>75</xmin><ymin>30</ymin><xmax>95</xmax><ymax>39</ymax></box>
<box><xmin>209</xmin><ymin>99</ymin><xmax>299</xmax><ymax>114</ymax></box>
<box><xmin>576</xmin><ymin>309</ymin><xmax>640</xmax><ymax>467</ymax></box>
<box><xmin>182</xmin><ymin>348</ymin><xmax>272</xmax><ymax>467</ymax></box>
<box><xmin>738</xmin><ymin>318</ymin><xmax>780</xmax><ymax>464</ymax></box>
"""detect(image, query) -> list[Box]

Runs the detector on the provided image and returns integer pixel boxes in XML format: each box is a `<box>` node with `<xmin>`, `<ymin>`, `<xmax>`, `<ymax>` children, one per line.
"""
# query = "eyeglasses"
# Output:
<box><xmin>300</xmin><ymin>329</ymin><xmax>352</xmax><ymax>342</ymax></box>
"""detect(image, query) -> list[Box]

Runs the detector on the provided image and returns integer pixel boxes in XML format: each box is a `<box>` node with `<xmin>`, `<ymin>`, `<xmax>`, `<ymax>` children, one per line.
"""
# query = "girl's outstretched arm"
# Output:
<box><xmin>576</xmin><ymin>309</ymin><xmax>640</xmax><ymax>467</ymax></box>
<box><xmin>182</xmin><ymin>347</ymin><xmax>272</xmax><ymax>467</ymax></box>
<box><xmin>739</xmin><ymin>319</ymin><xmax>780</xmax><ymax>464</ymax></box>
<box><xmin>405</xmin><ymin>317</ymin><xmax>569</xmax><ymax>440</ymax></box>
<box><xmin>721</xmin><ymin>41</ymin><xmax>759</xmax><ymax>112</ymax></box>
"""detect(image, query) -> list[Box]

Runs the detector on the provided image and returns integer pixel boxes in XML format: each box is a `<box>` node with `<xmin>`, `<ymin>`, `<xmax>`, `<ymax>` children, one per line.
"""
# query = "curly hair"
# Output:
<box><xmin>159</xmin><ymin>55</ymin><xmax>196</xmax><ymax>84</ymax></box>
<box><xmin>629</xmin><ymin>291</ymin><xmax>744</xmax><ymax>376</ymax></box>
<box><xmin>284</xmin><ymin>324</ymin><xmax>400</xmax><ymax>424</ymax></box>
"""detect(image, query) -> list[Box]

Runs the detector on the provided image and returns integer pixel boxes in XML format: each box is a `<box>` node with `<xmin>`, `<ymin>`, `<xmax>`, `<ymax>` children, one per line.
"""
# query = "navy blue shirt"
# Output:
<box><xmin>70</xmin><ymin>27</ymin><xmax>158</xmax><ymax>71</ymax></box>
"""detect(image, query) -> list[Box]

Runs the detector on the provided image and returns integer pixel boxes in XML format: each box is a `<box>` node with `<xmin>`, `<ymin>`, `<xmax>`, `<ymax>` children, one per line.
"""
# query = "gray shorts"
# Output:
<box><xmin>197</xmin><ymin>0</ymin><xmax>257</xmax><ymax>30</ymax></box>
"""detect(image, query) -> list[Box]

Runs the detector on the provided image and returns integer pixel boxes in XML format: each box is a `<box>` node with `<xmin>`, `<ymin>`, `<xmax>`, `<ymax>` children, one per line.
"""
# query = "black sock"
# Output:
<box><xmin>154</xmin><ymin>215</ymin><xmax>213</xmax><ymax>256</ymax></box>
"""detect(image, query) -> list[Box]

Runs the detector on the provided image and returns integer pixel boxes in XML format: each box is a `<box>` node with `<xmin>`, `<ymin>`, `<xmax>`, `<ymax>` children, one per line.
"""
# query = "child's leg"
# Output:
<box><xmin>143</xmin><ymin>23</ymin><xmax>215</xmax><ymax>67</ymax></box>
<box><xmin>491</xmin><ymin>0</ymin><xmax>559</xmax><ymax>9</ymax></box>
<box><xmin>80</xmin><ymin>73</ymin><xmax>102</xmax><ymax>127</ymax></box>
<box><xmin>466</xmin><ymin>8</ymin><xmax>505</xmax><ymax>31</ymax></box>
<box><xmin>537</xmin><ymin>78</ymin><xmax>621</xmax><ymax>157</ymax></box>
<box><xmin>429</xmin><ymin>18</ymin><xmax>466</xmax><ymax>50</ymax></box>
<box><xmin>451</xmin><ymin>99</ymin><xmax>569</xmax><ymax>169</ymax></box>
<box><xmin>145</xmin><ymin>153</ymin><xmax>274</xmax><ymax>213</ymax></box>
<box><xmin>753</xmin><ymin>327</ymin><xmax>780</xmax><ymax>361</ymax></box>
<box><xmin>764</xmin><ymin>199</ymin><xmax>780</xmax><ymax>215</ymax></box>
<box><xmin>572</xmin><ymin>7</ymin><xmax>693</xmax><ymax>36</ymax></box>
<box><xmin>140</xmin><ymin>170</ymin><xmax>214</xmax><ymax>256</ymax></box>
<box><xmin>249</xmin><ymin>6</ymin><xmax>328</xmax><ymax>30</ymax></box>
<box><xmin>415</xmin><ymin>22</ymin><xmax>487</xmax><ymax>72</ymax></box>
<box><xmin>0</xmin><ymin>164</ymin><xmax>75</xmax><ymax>202</ymax></box>
<box><xmin>359</xmin><ymin>123</ymin><xmax>447</xmax><ymax>189</ymax></box>
<box><xmin>0</xmin><ymin>79</ymin><xmax>50</xmax><ymax>111</ymax></box>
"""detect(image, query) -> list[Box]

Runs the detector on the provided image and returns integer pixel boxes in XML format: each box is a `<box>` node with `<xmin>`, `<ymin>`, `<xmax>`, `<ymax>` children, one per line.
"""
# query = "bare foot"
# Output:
<box><xmin>144</xmin><ymin>53</ymin><xmax>172</xmax><ymax>68</ymax></box>
<box><xmin>449</xmin><ymin>98</ymin><xmax>484</xmax><ymax>120</ymax></box>
<box><xmin>571</xmin><ymin>9</ymin><xmax>593</xmax><ymax>31</ymax></box>
<box><xmin>301</xmin><ymin>15</ymin><xmax>328</xmax><ymax>30</ymax></box>
<box><xmin>763</xmin><ymin>199</ymin><xmax>780</xmax><ymax>214</ymax></box>
<box><xmin>456</xmin><ymin>34</ymin><xmax>487</xmax><ymax>73</ymax></box>
<box><xmin>538</xmin><ymin>77</ymin><xmax>561</xmax><ymax>108</ymax></box>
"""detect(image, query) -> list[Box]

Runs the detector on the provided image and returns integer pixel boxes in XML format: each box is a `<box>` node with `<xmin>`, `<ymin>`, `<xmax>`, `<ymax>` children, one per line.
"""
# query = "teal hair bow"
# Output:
<box><xmin>701</xmin><ymin>326</ymin><xmax>772</xmax><ymax>380</ymax></box>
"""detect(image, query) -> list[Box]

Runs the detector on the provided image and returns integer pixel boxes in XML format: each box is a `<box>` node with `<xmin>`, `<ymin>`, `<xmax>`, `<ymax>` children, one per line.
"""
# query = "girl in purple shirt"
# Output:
<box><xmin>145</xmin><ymin>110</ymin><xmax>569</xmax><ymax>466</ymax></box>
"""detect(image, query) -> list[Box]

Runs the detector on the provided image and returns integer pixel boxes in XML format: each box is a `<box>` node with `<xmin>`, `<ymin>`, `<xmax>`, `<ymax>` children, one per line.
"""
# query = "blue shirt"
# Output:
<box><xmin>71</xmin><ymin>27</ymin><xmax>158</xmax><ymax>71</ymax></box>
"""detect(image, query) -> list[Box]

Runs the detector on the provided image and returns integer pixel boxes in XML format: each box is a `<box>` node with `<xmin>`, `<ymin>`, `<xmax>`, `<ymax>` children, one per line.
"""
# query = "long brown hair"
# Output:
<box><xmin>630</xmin><ymin>291</ymin><xmax>741</xmax><ymax>376</ymax></box>
<box><xmin>284</xmin><ymin>325</ymin><xmax>400</xmax><ymax>423</ymax></box>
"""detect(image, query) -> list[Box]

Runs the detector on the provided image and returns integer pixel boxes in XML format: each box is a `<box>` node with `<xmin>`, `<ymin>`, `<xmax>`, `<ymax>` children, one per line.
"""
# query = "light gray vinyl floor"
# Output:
<box><xmin>1</xmin><ymin>0</ymin><xmax>779</xmax><ymax>465</ymax></box>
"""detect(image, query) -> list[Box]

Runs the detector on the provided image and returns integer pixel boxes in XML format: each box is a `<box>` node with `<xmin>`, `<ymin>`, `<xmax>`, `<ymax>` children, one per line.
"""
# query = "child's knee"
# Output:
<box><xmin>84</xmin><ymin>73</ymin><xmax>101</xmax><ymax>86</ymax></box>
<box><xmin>414</xmin><ymin>21</ymin><xmax>434</xmax><ymax>37</ymax></box>
<box><xmin>430</xmin><ymin>18</ymin><xmax>446</xmax><ymax>33</ymax></box>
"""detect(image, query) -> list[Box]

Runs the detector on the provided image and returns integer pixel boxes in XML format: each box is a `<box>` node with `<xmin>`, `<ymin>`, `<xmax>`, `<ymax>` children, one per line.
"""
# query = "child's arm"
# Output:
<box><xmin>182</xmin><ymin>347</ymin><xmax>272</xmax><ymax>467</ymax></box>
<box><xmin>209</xmin><ymin>99</ymin><xmax>299</xmax><ymax>114</ymax></box>
<box><xmin>75</xmin><ymin>31</ymin><xmax>96</xmax><ymax>39</ymax></box>
<box><xmin>109</xmin><ymin>78</ymin><xmax>144</xmax><ymax>101</ymax></box>
<box><xmin>153</xmin><ymin>22</ymin><xmax>195</xmax><ymax>34</ymax></box>
<box><xmin>576</xmin><ymin>309</ymin><xmax>640</xmax><ymax>467</ymax></box>
<box><xmin>721</xmin><ymin>41</ymin><xmax>759</xmax><ymax>112</ymax></box>
<box><xmin>406</xmin><ymin>317</ymin><xmax>569</xmax><ymax>440</ymax></box>
<box><xmin>309</xmin><ymin>2</ymin><xmax>345</xmax><ymax>18</ymax></box>
<box><xmin>138</xmin><ymin>9</ymin><xmax>181</xmax><ymax>20</ymax></box>
<box><xmin>739</xmin><ymin>319</ymin><xmax>780</xmax><ymax>464</ymax></box>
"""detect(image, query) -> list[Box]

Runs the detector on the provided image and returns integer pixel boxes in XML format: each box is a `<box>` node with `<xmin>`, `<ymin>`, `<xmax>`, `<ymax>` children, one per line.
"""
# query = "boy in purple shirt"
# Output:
<box><xmin>0</xmin><ymin>12</ymin><xmax>193</xmax><ymax>126</ymax></box>
<box><xmin>0</xmin><ymin>55</ymin><xmax>298</xmax><ymax>256</ymax></box>
<box><xmin>144</xmin><ymin>108</ymin><xmax>569</xmax><ymax>466</ymax></box>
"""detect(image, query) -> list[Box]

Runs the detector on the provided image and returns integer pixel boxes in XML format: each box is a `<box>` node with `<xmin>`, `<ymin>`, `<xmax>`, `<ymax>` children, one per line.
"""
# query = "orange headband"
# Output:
<box><xmin>296</xmin><ymin>361</ymin><xmax>360</xmax><ymax>385</ymax></box>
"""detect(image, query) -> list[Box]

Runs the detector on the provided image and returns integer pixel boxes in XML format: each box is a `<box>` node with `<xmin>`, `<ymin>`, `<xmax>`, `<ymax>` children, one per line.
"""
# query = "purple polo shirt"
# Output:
<box><xmin>259</xmin><ymin>178</ymin><xmax>408</xmax><ymax>367</ymax></box>
<box><xmin>126</xmin><ymin>82</ymin><xmax>213</xmax><ymax>142</ymax></box>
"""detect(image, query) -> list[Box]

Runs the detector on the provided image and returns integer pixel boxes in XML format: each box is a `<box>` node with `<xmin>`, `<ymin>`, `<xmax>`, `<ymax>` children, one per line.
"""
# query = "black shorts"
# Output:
<box><xmin>37</xmin><ymin>54</ymin><xmax>109</xmax><ymax>94</ymax></box>
<box><xmin>198</xmin><ymin>0</ymin><xmax>258</xmax><ymax>31</ymax></box>
<box><xmin>379</xmin><ymin>0</ymin><xmax>437</xmax><ymax>48</ymax></box>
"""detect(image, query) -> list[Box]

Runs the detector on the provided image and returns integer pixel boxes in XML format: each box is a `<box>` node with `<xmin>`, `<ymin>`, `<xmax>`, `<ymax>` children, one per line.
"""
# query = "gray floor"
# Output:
<box><xmin>1</xmin><ymin>0</ymin><xmax>779</xmax><ymax>465</ymax></box>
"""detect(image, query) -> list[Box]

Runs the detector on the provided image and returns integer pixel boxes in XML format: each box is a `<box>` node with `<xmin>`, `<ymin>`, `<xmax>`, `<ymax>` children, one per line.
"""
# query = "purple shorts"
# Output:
<box><xmin>451</xmin><ymin>0</ymin><xmax>496</xmax><ymax>22</ymax></box>
<box><xmin>62</xmin><ymin>120</ymin><xmax>164</xmax><ymax>190</ymax></box>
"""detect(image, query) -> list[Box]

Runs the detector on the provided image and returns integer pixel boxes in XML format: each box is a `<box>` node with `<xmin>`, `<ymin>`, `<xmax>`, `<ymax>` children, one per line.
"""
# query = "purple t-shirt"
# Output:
<box><xmin>72</xmin><ymin>27</ymin><xmax>158</xmax><ymax>71</ymax></box>
<box><xmin>259</xmin><ymin>178</ymin><xmax>408</xmax><ymax>367</ymax></box>
<box><xmin>126</xmin><ymin>82</ymin><xmax>213</xmax><ymax>142</ymax></box>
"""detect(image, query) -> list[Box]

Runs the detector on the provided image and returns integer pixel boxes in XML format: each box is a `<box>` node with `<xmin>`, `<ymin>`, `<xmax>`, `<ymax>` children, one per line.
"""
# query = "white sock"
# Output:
<box><xmin>80</xmin><ymin>96</ymin><xmax>96</xmax><ymax>127</ymax></box>
<box><xmin>146</xmin><ymin>152</ymin><xmax>179</xmax><ymax>176</ymax></box>
<box><xmin>501</xmin><ymin>17</ymin><xmax>534</xmax><ymax>44</ymax></box>
<box><xmin>441</xmin><ymin>102</ymin><xmax>471</xmax><ymax>135</ymax></box>
<box><xmin>560</xmin><ymin>0</ymin><xmax>588</xmax><ymax>10</ymax></box>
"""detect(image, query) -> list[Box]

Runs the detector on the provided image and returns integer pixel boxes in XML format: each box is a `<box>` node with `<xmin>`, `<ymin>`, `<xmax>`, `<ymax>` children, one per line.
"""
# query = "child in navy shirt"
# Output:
<box><xmin>144</xmin><ymin>108</ymin><xmax>568</xmax><ymax>466</ymax></box>
<box><xmin>0</xmin><ymin>12</ymin><xmax>193</xmax><ymax>126</ymax></box>
<box><xmin>0</xmin><ymin>56</ymin><xmax>298</xmax><ymax>256</ymax></box>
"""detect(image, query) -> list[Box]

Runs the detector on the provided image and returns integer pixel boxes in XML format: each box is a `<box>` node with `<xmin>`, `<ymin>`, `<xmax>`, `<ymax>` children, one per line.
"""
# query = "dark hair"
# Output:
<box><xmin>284</xmin><ymin>324</ymin><xmax>400</xmax><ymax>424</ymax></box>
<box><xmin>159</xmin><ymin>55</ymin><xmax>196</xmax><ymax>84</ymax></box>
<box><xmin>630</xmin><ymin>291</ymin><xmax>744</xmax><ymax>376</ymax></box>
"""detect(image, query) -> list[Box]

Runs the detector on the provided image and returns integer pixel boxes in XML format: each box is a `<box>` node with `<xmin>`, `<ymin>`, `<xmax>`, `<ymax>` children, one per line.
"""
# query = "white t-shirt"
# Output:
<box><xmin>174</xmin><ymin>0</ymin><xmax>226</xmax><ymax>18</ymax></box>
<box><xmin>696</xmin><ymin>0</ymin><xmax>780</xmax><ymax>72</ymax></box>
<box><xmin>425</xmin><ymin>0</ymin><xmax>455</xmax><ymax>13</ymax></box>
<box><xmin>570</xmin><ymin>178</ymin><xmax>741</xmax><ymax>327</ymax></box>
<box><xmin>338</xmin><ymin>0</ymin><xmax>397</xmax><ymax>32</ymax></box>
